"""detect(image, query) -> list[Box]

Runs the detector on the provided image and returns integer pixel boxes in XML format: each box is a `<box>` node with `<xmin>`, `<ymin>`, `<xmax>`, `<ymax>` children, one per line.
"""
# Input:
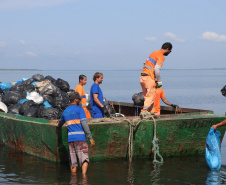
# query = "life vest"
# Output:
<box><xmin>141</xmin><ymin>50</ymin><xmax>165</xmax><ymax>80</ymax></box>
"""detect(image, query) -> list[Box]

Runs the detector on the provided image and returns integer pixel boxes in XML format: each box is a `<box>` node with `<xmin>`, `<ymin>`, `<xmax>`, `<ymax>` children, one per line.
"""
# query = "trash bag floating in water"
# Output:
<box><xmin>205</xmin><ymin>127</ymin><xmax>221</xmax><ymax>171</ymax></box>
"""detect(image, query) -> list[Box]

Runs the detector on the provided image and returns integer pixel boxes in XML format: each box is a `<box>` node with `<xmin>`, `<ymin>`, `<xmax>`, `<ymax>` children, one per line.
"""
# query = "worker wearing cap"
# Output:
<box><xmin>75</xmin><ymin>75</ymin><xmax>91</xmax><ymax>119</ymax></box>
<box><xmin>57</xmin><ymin>92</ymin><xmax>95</xmax><ymax>174</ymax></box>
<box><xmin>140</xmin><ymin>42</ymin><xmax>172</xmax><ymax>118</ymax></box>
<box><xmin>154</xmin><ymin>87</ymin><xmax>179</xmax><ymax>115</ymax></box>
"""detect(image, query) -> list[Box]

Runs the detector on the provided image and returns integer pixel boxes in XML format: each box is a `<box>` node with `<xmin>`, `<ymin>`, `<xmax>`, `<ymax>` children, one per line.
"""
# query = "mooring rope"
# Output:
<box><xmin>91</xmin><ymin>114</ymin><xmax>163</xmax><ymax>164</ymax></box>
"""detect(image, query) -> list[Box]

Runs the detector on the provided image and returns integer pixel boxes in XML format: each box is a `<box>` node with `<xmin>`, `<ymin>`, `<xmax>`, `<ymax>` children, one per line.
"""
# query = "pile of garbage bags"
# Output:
<box><xmin>0</xmin><ymin>74</ymin><xmax>71</xmax><ymax>120</ymax></box>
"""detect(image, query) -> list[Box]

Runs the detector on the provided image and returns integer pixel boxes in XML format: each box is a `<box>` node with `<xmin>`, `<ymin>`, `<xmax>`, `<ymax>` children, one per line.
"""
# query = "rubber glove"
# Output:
<box><xmin>157</xmin><ymin>81</ymin><xmax>162</xmax><ymax>88</ymax></box>
<box><xmin>171</xmin><ymin>104</ymin><xmax>179</xmax><ymax>108</ymax></box>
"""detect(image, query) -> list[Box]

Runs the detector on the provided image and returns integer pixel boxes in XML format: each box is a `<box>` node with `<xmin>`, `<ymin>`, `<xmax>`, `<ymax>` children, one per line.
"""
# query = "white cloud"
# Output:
<box><xmin>20</xmin><ymin>40</ymin><xmax>26</xmax><ymax>45</ymax></box>
<box><xmin>0</xmin><ymin>0</ymin><xmax>73</xmax><ymax>10</ymax></box>
<box><xmin>201</xmin><ymin>32</ymin><xmax>226</xmax><ymax>42</ymax></box>
<box><xmin>164</xmin><ymin>32</ymin><xmax>185</xmax><ymax>42</ymax></box>
<box><xmin>145</xmin><ymin>37</ymin><xmax>157</xmax><ymax>42</ymax></box>
<box><xmin>0</xmin><ymin>41</ymin><xmax>6</xmax><ymax>47</ymax></box>
<box><xmin>25</xmin><ymin>52</ymin><xmax>37</xmax><ymax>57</ymax></box>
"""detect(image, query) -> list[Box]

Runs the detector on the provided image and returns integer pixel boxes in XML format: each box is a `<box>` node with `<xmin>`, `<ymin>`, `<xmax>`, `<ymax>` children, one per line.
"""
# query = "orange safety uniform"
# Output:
<box><xmin>140</xmin><ymin>50</ymin><xmax>165</xmax><ymax>113</ymax></box>
<box><xmin>75</xmin><ymin>84</ymin><xmax>91</xmax><ymax>119</ymax></box>
<box><xmin>154</xmin><ymin>88</ymin><xmax>165</xmax><ymax>114</ymax></box>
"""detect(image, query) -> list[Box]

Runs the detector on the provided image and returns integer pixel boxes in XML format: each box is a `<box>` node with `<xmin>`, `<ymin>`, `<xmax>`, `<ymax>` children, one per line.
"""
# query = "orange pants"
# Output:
<box><xmin>83</xmin><ymin>107</ymin><xmax>91</xmax><ymax>119</ymax></box>
<box><xmin>140</xmin><ymin>76</ymin><xmax>156</xmax><ymax>113</ymax></box>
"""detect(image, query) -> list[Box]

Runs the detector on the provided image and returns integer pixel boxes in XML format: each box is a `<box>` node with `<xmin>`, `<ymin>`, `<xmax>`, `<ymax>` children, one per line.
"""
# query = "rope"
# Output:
<box><xmin>91</xmin><ymin>114</ymin><xmax>163</xmax><ymax>164</ymax></box>
<box><xmin>152</xmin><ymin>116</ymin><xmax>163</xmax><ymax>164</ymax></box>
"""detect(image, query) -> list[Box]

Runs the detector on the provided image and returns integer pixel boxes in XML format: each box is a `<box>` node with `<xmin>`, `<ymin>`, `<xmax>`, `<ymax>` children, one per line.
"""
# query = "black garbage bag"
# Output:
<box><xmin>10</xmin><ymin>84</ymin><xmax>24</xmax><ymax>92</ymax></box>
<box><xmin>19</xmin><ymin>100</ymin><xmax>38</xmax><ymax>115</ymax></box>
<box><xmin>24</xmin><ymin>107</ymin><xmax>39</xmax><ymax>118</ymax></box>
<box><xmin>41</xmin><ymin>83</ymin><xmax>59</xmax><ymax>96</ymax></box>
<box><xmin>10</xmin><ymin>78</ymin><xmax>34</xmax><ymax>92</ymax></box>
<box><xmin>8</xmin><ymin>104</ymin><xmax>21</xmax><ymax>114</ymax></box>
<box><xmin>32</xmin><ymin>74</ymin><xmax>45</xmax><ymax>81</ymax></box>
<box><xmin>38</xmin><ymin>107</ymin><xmax>61</xmax><ymax>120</ymax></box>
<box><xmin>52</xmin><ymin>96</ymin><xmax>68</xmax><ymax>111</ymax></box>
<box><xmin>45</xmin><ymin>75</ymin><xmax>56</xmax><ymax>84</ymax></box>
<box><xmin>221</xmin><ymin>85</ymin><xmax>226</xmax><ymax>97</ymax></box>
<box><xmin>22</xmin><ymin>78</ymin><xmax>34</xmax><ymax>86</ymax></box>
<box><xmin>52</xmin><ymin>91</ymin><xmax>69</xmax><ymax>111</ymax></box>
<box><xmin>60</xmin><ymin>91</ymin><xmax>70</xmax><ymax>104</ymax></box>
<box><xmin>42</xmin><ymin>94</ymin><xmax>54</xmax><ymax>105</ymax></box>
<box><xmin>106</xmin><ymin>104</ymin><xmax>116</xmax><ymax>115</ymax></box>
<box><xmin>56</xmin><ymin>78</ymin><xmax>70</xmax><ymax>92</ymax></box>
<box><xmin>2</xmin><ymin>91</ymin><xmax>22</xmax><ymax>106</ymax></box>
<box><xmin>102</xmin><ymin>97</ymin><xmax>115</xmax><ymax>116</ymax></box>
<box><xmin>24</xmin><ymin>84</ymin><xmax>36</xmax><ymax>93</ymax></box>
<box><xmin>132</xmin><ymin>92</ymin><xmax>144</xmax><ymax>106</ymax></box>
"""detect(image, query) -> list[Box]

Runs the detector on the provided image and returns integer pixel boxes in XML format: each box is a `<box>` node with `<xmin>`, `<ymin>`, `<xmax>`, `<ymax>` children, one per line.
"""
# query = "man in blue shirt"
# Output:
<box><xmin>90</xmin><ymin>72</ymin><xmax>109</xmax><ymax>118</ymax></box>
<box><xmin>57</xmin><ymin>92</ymin><xmax>95</xmax><ymax>174</ymax></box>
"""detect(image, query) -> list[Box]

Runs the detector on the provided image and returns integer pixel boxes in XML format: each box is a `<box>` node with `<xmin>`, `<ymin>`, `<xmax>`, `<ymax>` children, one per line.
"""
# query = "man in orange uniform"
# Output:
<box><xmin>140</xmin><ymin>42</ymin><xmax>172</xmax><ymax>117</ymax></box>
<box><xmin>75</xmin><ymin>75</ymin><xmax>91</xmax><ymax>119</ymax></box>
<box><xmin>154</xmin><ymin>87</ymin><xmax>179</xmax><ymax>115</ymax></box>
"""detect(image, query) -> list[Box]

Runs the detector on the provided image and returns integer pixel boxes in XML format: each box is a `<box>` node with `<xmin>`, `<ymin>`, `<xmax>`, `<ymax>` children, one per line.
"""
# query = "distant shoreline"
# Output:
<box><xmin>0</xmin><ymin>68</ymin><xmax>225</xmax><ymax>71</ymax></box>
<box><xmin>0</xmin><ymin>69</ymin><xmax>42</xmax><ymax>71</ymax></box>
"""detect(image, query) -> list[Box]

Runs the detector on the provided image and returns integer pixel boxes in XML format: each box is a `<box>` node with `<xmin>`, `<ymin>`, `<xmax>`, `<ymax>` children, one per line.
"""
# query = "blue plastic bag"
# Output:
<box><xmin>18</xmin><ymin>98</ymin><xmax>29</xmax><ymax>104</ymax></box>
<box><xmin>43</xmin><ymin>101</ymin><xmax>52</xmax><ymax>108</ymax></box>
<box><xmin>15</xmin><ymin>81</ymin><xmax>22</xmax><ymax>86</ymax></box>
<box><xmin>0</xmin><ymin>83</ymin><xmax>13</xmax><ymax>91</ymax></box>
<box><xmin>205</xmin><ymin>127</ymin><xmax>221</xmax><ymax>171</ymax></box>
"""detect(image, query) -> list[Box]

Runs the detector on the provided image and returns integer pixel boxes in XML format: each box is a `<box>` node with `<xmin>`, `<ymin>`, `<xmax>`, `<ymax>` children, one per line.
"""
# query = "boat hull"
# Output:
<box><xmin>0</xmin><ymin>111</ymin><xmax>225</xmax><ymax>163</ymax></box>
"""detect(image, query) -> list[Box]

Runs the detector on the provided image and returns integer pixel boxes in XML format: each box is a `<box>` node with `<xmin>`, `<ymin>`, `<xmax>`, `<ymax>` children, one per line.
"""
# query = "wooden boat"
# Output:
<box><xmin>0</xmin><ymin>101</ymin><xmax>225</xmax><ymax>163</ymax></box>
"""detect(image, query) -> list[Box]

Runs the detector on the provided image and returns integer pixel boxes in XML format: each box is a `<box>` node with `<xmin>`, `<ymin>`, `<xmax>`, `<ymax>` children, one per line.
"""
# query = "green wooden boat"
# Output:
<box><xmin>0</xmin><ymin>101</ymin><xmax>225</xmax><ymax>163</ymax></box>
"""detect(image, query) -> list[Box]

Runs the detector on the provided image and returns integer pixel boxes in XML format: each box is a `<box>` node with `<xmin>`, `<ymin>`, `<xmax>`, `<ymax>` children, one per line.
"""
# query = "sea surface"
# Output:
<box><xmin>0</xmin><ymin>69</ymin><xmax>226</xmax><ymax>184</ymax></box>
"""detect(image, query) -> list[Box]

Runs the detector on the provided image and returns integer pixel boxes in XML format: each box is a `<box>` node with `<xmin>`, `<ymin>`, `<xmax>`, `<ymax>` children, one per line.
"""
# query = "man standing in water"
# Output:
<box><xmin>75</xmin><ymin>75</ymin><xmax>91</xmax><ymax>119</ymax></box>
<box><xmin>57</xmin><ymin>92</ymin><xmax>95</xmax><ymax>174</ymax></box>
<box><xmin>140</xmin><ymin>42</ymin><xmax>172</xmax><ymax>118</ymax></box>
<box><xmin>90</xmin><ymin>72</ymin><xmax>109</xmax><ymax>118</ymax></box>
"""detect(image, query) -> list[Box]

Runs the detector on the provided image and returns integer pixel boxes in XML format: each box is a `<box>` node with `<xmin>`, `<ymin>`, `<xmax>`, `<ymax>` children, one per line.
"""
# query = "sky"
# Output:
<box><xmin>0</xmin><ymin>0</ymin><xmax>226</xmax><ymax>70</ymax></box>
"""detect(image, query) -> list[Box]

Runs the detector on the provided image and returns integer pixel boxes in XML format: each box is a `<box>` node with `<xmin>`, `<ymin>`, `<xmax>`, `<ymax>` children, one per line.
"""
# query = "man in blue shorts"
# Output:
<box><xmin>57</xmin><ymin>92</ymin><xmax>95</xmax><ymax>174</ymax></box>
<box><xmin>90</xmin><ymin>72</ymin><xmax>109</xmax><ymax>118</ymax></box>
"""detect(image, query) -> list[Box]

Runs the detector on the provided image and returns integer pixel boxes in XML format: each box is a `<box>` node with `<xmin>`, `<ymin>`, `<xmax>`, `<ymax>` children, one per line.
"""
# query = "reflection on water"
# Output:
<box><xmin>206</xmin><ymin>170</ymin><xmax>221</xmax><ymax>185</ymax></box>
<box><xmin>69</xmin><ymin>174</ymin><xmax>88</xmax><ymax>185</ymax></box>
<box><xmin>149</xmin><ymin>163</ymin><xmax>162</xmax><ymax>184</ymax></box>
<box><xmin>1</xmin><ymin>139</ymin><xmax>226</xmax><ymax>184</ymax></box>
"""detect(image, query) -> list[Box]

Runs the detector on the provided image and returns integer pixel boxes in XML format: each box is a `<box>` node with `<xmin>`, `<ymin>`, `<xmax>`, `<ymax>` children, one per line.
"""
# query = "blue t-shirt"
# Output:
<box><xmin>60</xmin><ymin>105</ymin><xmax>87</xmax><ymax>142</ymax></box>
<box><xmin>90</xmin><ymin>83</ymin><xmax>104</xmax><ymax>115</ymax></box>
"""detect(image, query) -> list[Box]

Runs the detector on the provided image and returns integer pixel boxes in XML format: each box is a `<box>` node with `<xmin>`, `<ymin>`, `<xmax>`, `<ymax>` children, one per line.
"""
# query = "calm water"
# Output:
<box><xmin>0</xmin><ymin>69</ymin><xmax>226</xmax><ymax>184</ymax></box>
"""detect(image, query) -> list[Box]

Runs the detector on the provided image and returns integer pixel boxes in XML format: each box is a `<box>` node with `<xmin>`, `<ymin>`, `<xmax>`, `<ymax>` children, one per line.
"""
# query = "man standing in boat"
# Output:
<box><xmin>57</xmin><ymin>92</ymin><xmax>95</xmax><ymax>174</ymax></box>
<box><xmin>154</xmin><ymin>86</ymin><xmax>179</xmax><ymax>115</ymax></box>
<box><xmin>90</xmin><ymin>72</ymin><xmax>109</xmax><ymax>118</ymax></box>
<box><xmin>140</xmin><ymin>42</ymin><xmax>172</xmax><ymax>118</ymax></box>
<box><xmin>75</xmin><ymin>74</ymin><xmax>91</xmax><ymax>119</ymax></box>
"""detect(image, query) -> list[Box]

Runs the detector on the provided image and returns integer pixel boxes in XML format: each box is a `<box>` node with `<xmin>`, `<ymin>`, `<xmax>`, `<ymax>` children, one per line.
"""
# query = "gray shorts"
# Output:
<box><xmin>68</xmin><ymin>141</ymin><xmax>89</xmax><ymax>168</ymax></box>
